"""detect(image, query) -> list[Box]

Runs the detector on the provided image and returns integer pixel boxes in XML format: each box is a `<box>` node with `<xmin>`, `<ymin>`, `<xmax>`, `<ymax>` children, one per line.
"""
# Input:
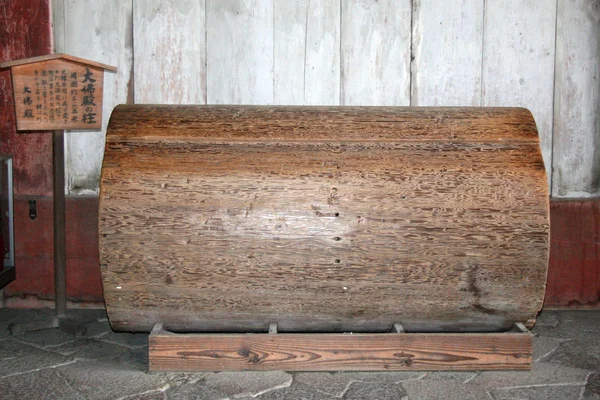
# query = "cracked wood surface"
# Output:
<box><xmin>99</xmin><ymin>105</ymin><xmax>549</xmax><ymax>333</ymax></box>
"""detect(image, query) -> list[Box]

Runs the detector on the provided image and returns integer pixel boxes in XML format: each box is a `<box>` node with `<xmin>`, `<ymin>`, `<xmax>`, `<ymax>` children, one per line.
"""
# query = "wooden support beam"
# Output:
<box><xmin>148</xmin><ymin>323</ymin><xmax>532</xmax><ymax>372</ymax></box>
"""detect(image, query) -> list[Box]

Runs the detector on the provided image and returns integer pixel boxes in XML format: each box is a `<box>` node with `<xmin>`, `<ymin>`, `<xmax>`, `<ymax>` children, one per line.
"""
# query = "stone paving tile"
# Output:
<box><xmin>421</xmin><ymin>371</ymin><xmax>479</xmax><ymax>382</ymax></box>
<box><xmin>253</xmin><ymin>383</ymin><xmax>338</xmax><ymax>400</ymax></box>
<box><xmin>469</xmin><ymin>361</ymin><xmax>590</xmax><ymax>389</ymax></box>
<box><xmin>166</xmin><ymin>383</ymin><xmax>230</xmax><ymax>400</ymax></box>
<box><xmin>335</xmin><ymin>371</ymin><xmax>426</xmax><ymax>383</ymax></box>
<box><xmin>293</xmin><ymin>372</ymin><xmax>353</xmax><ymax>397</ymax></box>
<box><xmin>490</xmin><ymin>384</ymin><xmax>584</xmax><ymax>400</ymax></box>
<box><xmin>83</xmin><ymin>319</ymin><xmax>112</xmax><ymax>338</ymax></box>
<box><xmin>57</xmin><ymin>360</ymin><xmax>169</xmax><ymax>400</ymax></box>
<box><xmin>154</xmin><ymin>371</ymin><xmax>207</xmax><ymax>388</ymax></box>
<box><xmin>14</xmin><ymin>327</ymin><xmax>80</xmax><ymax>348</ymax></box>
<box><xmin>532</xmin><ymin>335</ymin><xmax>566</xmax><ymax>362</ymax></box>
<box><xmin>202</xmin><ymin>371</ymin><xmax>292</xmax><ymax>398</ymax></box>
<box><xmin>402</xmin><ymin>380</ymin><xmax>490</xmax><ymax>400</ymax></box>
<box><xmin>0</xmin><ymin>368</ymin><xmax>84</xmax><ymax>399</ymax></box>
<box><xmin>124</xmin><ymin>390</ymin><xmax>167</xmax><ymax>400</ymax></box>
<box><xmin>344</xmin><ymin>382</ymin><xmax>407</xmax><ymax>400</ymax></box>
<box><xmin>119</xmin><ymin>346</ymin><xmax>149</xmax><ymax>371</ymax></box>
<box><xmin>534</xmin><ymin>311</ymin><xmax>560</xmax><ymax>328</ymax></box>
<box><xmin>100</xmin><ymin>331</ymin><xmax>149</xmax><ymax>348</ymax></box>
<box><xmin>0</xmin><ymin>308</ymin><xmax>54</xmax><ymax>338</ymax></box>
<box><xmin>1</xmin><ymin>309</ymin><xmax>599</xmax><ymax>400</ymax></box>
<box><xmin>66</xmin><ymin>308</ymin><xmax>109</xmax><ymax>322</ymax></box>
<box><xmin>545</xmin><ymin>338</ymin><xmax>600</xmax><ymax>371</ymax></box>
<box><xmin>50</xmin><ymin>338</ymin><xmax>130</xmax><ymax>361</ymax></box>
<box><xmin>0</xmin><ymin>338</ymin><xmax>70</xmax><ymax>377</ymax></box>
<box><xmin>584</xmin><ymin>372</ymin><xmax>600</xmax><ymax>400</ymax></box>
<box><xmin>533</xmin><ymin>311</ymin><xmax>600</xmax><ymax>340</ymax></box>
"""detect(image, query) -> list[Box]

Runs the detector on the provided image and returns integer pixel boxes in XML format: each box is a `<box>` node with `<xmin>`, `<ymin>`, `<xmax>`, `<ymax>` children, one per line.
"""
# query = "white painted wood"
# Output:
<box><xmin>206</xmin><ymin>0</ymin><xmax>273</xmax><ymax>105</ymax></box>
<box><xmin>483</xmin><ymin>0</ymin><xmax>557</xmax><ymax>188</ymax></box>
<box><xmin>341</xmin><ymin>0</ymin><xmax>410</xmax><ymax>106</ymax></box>
<box><xmin>53</xmin><ymin>0</ymin><xmax>598</xmax><ymax>198</ymax></box>
<box><xmin>411</xmin><ymin>0</ymin><xmax>483</xmax><ymax>106</ymax></box>
<box><xmin>273</xmin><ymin>0</ymin><xmax>308</xmax><ymax>105</ymax></box>
<box><xmin>52</xmin><ymin>0</ymin><xmax>66</xmax><ymax>53</ymax></box>
<box><xmin>134</xmin><ymin>0</ymin><xmax>206</xmax><ymax>104</ymax></box>
<box><xmin>56</xmin><ymin>0</ymin><xmax>133</xmax><ymax>194</ymax></box>
<box><xmin>274</xmin><ymin>0</ymin><xmax>341</xmax><ymax>105</ymax></box>
<box><xmin>552</xmin><ymin>0</ymin><xmax>600</xmax><ymax>197</ymax></box>
<box><xmin>304</xmin><ymin>0</ymin><xmax>340</xmax><ymax>105</ymax></box>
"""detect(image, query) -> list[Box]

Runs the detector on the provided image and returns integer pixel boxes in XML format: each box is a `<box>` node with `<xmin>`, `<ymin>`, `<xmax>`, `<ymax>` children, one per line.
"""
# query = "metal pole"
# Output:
<box><xmin>53</xmin><ymin>130</ymin><xmax>67</xmax><ymax>316</ymax></box>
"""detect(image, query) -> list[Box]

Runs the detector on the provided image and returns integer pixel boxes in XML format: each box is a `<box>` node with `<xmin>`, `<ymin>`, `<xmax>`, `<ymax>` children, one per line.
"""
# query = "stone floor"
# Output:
<box><xmin>0</xmin><ymin>309</ymin><xmax>598</xmax><ymax>399</ymax></box>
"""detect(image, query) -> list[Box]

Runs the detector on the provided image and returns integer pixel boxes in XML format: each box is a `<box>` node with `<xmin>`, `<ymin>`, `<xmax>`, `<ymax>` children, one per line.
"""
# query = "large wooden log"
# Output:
<box><xmin>100</xmin><ymin>105</ymin><xmax>549</xmax><ymax>333</ymax></box>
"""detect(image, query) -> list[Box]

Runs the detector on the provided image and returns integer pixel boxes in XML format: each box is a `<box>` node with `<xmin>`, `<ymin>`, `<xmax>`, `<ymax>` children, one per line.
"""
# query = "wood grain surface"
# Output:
<box><xmin>100</xmin><ymin>105</ymin><xmax>549</xmax><ymax>333</ymax></box>
<box><xmin>148</xmin><ymin>324</ymin><xmax>532</xmax><ymax>371</ymax></box>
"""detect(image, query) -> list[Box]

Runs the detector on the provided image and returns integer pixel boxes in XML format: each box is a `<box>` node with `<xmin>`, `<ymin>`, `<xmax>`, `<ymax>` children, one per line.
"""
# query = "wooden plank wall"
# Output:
<box><xmin>52</xmin><ymin>0</ymin><xmax>599</xmax><ymax>199</ymax></box>
<box><xmin>342</xmin><ymin>0</ymin><xmax>411</xmax><ymax>106</ymax></box>
<box><xmin>133</xmin><ymin>0</ymin><xmax>206</xmax><ymax>104</ymax></box>
<box><xmin>483</xmin><ymin>0</ymin><xmax>557</xmax><ymax>188</ymax></box>
<box><xmin>410</xmin><ymin>0</ymin><xmax>483</xmax><ymax>107</ymax></box>
<box><xmin>552</xmin><ymin>0</ymin><xmax>600</xmax><ymax>197</ymax></box>
<box><xmin>52</xmin><ymin>0</ymin><xmax>133</xmax><ymax>194</ymax></box>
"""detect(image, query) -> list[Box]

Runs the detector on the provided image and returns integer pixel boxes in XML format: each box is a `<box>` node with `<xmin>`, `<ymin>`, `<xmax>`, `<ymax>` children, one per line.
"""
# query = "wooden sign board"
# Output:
<box><xmin>0</xmin><ymin>54</ymin><xmax>116</xmax><ymax>131</ymax></box>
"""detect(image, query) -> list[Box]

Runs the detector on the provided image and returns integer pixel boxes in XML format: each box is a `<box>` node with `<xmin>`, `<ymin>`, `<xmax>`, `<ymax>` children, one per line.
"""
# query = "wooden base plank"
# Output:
<box><xmin>149</xmin><ymin>323</ymin><xmax>532</xmax><ymax>372</ymax></box>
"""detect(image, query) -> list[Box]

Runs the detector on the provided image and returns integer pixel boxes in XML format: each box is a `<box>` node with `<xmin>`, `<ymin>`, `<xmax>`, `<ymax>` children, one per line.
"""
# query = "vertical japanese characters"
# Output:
<box><xmin>23</xmin><ymin>66</ymin><xmax>98</xmax><ymax>126</ymax></box>
<box><xmin>10</xmin><ymin>58</ymin><xmax>104</xmax><ymax>130</ymax></box>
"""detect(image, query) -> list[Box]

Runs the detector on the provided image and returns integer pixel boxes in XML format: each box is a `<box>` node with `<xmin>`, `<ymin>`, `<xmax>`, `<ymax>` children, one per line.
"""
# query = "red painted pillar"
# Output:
<box><xmin>1</xmin><ymin>0</ymin><xmax>55</xmax><ymax>300</ymax></box>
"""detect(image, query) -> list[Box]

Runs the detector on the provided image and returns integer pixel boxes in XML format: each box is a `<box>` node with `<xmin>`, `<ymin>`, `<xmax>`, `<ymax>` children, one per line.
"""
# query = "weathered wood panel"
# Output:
<box><xmin>552</xmin><ymin>0</ymin><xmax>600</xmax><ymax>197</ymax></box>
<box><xmin>273</xmin><ymin>0</ymin><xmax>340</xmax><ymax>105</ymax></box>
<box><xmin>54</xmin><ymin>0</ymin><xmax>133</xmax><ymax>194</ymax></box>
<box><xmin>133</xmin><ymin>0</ymin><xmax>206</xmax><ymax>104</ymax></box>
<box><xmin>100</xmin><ymin>105</ymin><xmax>549</xmax><ymax>333</ymax></box>
<box><xmin>304</xmin><ymin>0</ymin><xmax>340</xmax><ymax>105</ymax></box>
<box><xmin>273</xmin><ymin>0</ymin><xmax>308</xmax><ymax>105</ymax></box>
<box><xmin>411</xmin><ymin>0</ymin><xmax>483</xmax><ymax>106</ymax></box>
<box><xmin>341</xmin><ymin>0</ymin><xmax>411</xmax><ymax>106</ymax></box>
<box><xmin>483</xmin><ymin>0</ymin><xmax>557</xmax><ymax>187</ymax></box>
<box><xmin>149</xmin><ymin>325</ymin><xmax>532</xmax><ymax>371</ymax></box>
<box><xmin>206</xmin><ymin>0</ymin><xmax>273</xmax><ymax>104</ymax></box>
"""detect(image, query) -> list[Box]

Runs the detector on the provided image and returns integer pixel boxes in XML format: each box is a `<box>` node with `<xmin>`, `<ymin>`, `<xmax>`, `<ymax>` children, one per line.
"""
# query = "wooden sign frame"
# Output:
<box><xmin>0</xmin><ymin>54</ymin><xmax>116</xmax><ymax>131</ymax></box>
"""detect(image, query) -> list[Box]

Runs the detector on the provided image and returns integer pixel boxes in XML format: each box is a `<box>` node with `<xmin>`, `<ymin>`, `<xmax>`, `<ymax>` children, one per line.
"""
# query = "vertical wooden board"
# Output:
<box><xmin>274</xmin><ymin>0</ymin><xmax>341</xmax><ymax>105</ymax></box>
<box><xmin>483</xmin><ymin>0</ymin><xmax>556</xmax><ymax>187</ymax></box>
<box><xmin>206</xmin><ymin>0</ymin><xmax>273</xmax><ymax>105</ymax></box>
<box><xmin>304</xmin><ymin>0</ymin><xmax>340</xmax><ymax>105</ymax></box>
<box><xmin>410</xmin><ymin>0</ymin><xmax>483</xmax><ymax>106</ymax></box>
<box><xmin>341</xmin><ymin>0</ymin><xmax>410</xmax><ymax>106</ymax></box>
<box><xmin>56</xmin><ymin>0</ymin><xmax>133</xmax><ymax>194</ymax></box>
<box><xmin>273</xmin><ymin>0</ymin><xmax>308</xmax><ymax>105</ymax></box>
<box><xmin>52</xmin><ymin>0</ymin><xmax>65</xmax><ymax>53</ymax></box>
<box><xmin>133</xmin><ymin>0</ymin><xmax>206</xmax><ymax>104</ymax></box>
<box><xmin>552</xmin><ymin>0</ymin><xmax>600</xmax><ymax>197</ymax></box>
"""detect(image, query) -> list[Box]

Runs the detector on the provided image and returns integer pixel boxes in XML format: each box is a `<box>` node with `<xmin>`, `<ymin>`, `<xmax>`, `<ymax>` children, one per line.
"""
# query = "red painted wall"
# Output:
<box><xmin>545</xmin><ymin>199</ymin><xmax>600</xmax><ymax>307</ymax></box>
<box><xmin>0</xmin><ymin>0</ymin><xmax>53</xmax><ymax>197</ymax></box>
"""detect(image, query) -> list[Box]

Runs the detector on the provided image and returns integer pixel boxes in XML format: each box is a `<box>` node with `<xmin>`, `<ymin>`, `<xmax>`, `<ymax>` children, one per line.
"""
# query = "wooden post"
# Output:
<box><xmin>53</xmin><ymin>130</ymin><xmax>67</xmax><ymax>316</ymax></box>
